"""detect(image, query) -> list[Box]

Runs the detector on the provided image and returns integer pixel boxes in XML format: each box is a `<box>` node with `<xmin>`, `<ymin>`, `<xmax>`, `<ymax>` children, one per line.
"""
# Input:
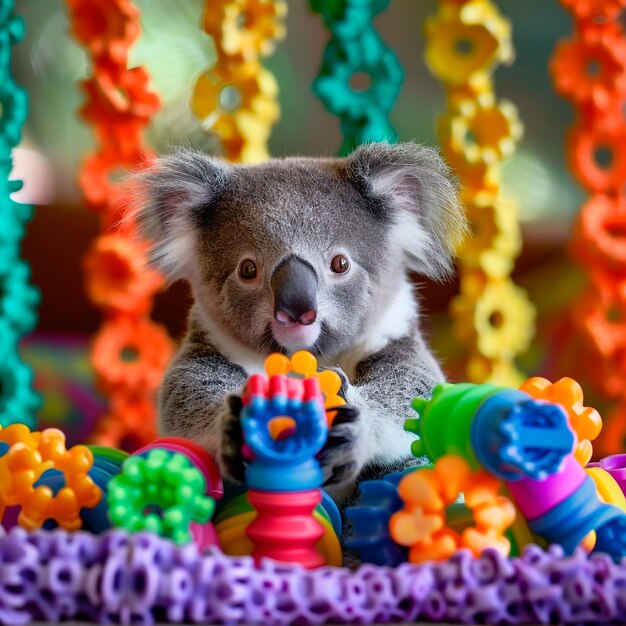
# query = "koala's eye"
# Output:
<box><xmin>331</xmin><ymin>254</ymin><xmax>350</xmax><ymax>274</ymax></box>
<box><xmin>238</xmin><ymin>259</ymin><xmax>257</xmax><ymax>280</ymax></box>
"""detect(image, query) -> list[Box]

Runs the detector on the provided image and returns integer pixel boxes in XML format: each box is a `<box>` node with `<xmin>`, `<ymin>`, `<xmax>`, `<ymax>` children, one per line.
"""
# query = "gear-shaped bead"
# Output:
<box><xmin>107</xmin><ymin>449</ymin><xmax>215</xmax><ymax>545</ymax></box>
<box><xmin>0</xmin><ymin>425</ymin><xmax>101</xmax><ymax>530</ymax></box>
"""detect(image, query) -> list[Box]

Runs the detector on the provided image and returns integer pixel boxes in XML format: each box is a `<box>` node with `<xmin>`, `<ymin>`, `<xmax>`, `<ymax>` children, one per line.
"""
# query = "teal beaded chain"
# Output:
<box><xmin>0</xmin><ymin>1</ymin><xmax>41</xmax><ymax>428</ymax></box>
<box><xmin>311</xmin><ymin>0</ymin><xmax>404</xmax><ymax>155</ymax></box>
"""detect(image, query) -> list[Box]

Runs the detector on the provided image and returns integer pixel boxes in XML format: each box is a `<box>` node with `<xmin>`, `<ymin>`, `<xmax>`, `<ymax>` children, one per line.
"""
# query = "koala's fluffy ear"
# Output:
<box><xmin>345</xmin><ymin>142</ymin><xmax>467</xmax><ymax>279</ymax></box>
<box><xmin>130</xmin><ymin>148</ymin><xmax>230</xmax><ymax>280</ymax></box>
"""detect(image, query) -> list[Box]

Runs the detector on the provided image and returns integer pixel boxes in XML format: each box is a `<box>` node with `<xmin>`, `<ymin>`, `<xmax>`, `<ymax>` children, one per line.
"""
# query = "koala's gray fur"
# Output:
<box><xmin>132</xmin><ymin>142</ymin><xmax>466</xmax><ymax>503</ymax></box>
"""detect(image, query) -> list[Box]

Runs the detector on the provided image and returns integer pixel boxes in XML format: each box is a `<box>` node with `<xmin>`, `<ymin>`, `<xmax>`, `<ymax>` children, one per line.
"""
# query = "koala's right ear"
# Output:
<box><xmin>130</xmin><ymin>148</ymin><xmax>230</xmax><ymax>281</ymax></box>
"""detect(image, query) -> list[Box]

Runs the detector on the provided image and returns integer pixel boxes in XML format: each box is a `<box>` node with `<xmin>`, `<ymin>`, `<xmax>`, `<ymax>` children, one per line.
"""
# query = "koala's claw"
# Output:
<box><xmin>218</xmin><ymin>395</ymin><xmax>247</xmax><ymax>483</ymax></box>
<box><xmin>317</xmin><ymin>404</ymin><xmax>364</xmax><ymax>486</ymax></box>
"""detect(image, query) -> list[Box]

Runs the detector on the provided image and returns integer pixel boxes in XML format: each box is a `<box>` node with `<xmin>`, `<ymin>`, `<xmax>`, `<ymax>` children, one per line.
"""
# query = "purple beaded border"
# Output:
<box><xmin>1</xmin><ymin>527</ymin><xmax>626</xmax><ymax>625</ymax></box>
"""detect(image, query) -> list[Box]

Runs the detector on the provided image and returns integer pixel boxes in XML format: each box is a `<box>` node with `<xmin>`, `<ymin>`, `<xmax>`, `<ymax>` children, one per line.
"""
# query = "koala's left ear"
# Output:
<box><xmin>345</xmin><ymin>142</ymin><xmax>467</xmax><ymax>279</ymax></box>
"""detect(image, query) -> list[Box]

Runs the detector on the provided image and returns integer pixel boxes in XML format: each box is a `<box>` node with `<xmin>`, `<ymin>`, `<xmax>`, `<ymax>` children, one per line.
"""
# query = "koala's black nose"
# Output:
<box><xmin>271</xmin><ymin>256</ymin><xmax>317</xmax><ymax>326</ymax></box>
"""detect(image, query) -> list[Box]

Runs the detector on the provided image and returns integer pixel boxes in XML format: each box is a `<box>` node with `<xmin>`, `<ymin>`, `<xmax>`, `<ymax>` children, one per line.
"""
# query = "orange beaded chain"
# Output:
<box><xmin>66</xmin><ymin>0</ymin><xmax>173</xmax><ymax>451</ymax></box>
<box><xmin>551</xmin><ymin>0</ymin><xmax>626</xmax><ymax>456</ymax></box>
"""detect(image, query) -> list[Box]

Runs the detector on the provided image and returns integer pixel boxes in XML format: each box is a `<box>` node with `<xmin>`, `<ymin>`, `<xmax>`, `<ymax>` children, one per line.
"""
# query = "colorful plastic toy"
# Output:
<box><xmin>134</xmin><ymin>436</ymin><xmax>224</xmax><ymax>550</ymax></box>
<box><xmin>425</xmin><ymin>0</ymin><xmax>534</xmax><ymax>386</ymax></box>
<box><xmin>0</xmin><ymin>0</ymin><xmax>40</xmax><ymax>429</ymax></box>
<box><xmin>410</xmin><ymin>383</ymin><xmax>626</xmax><ymax>560</ymax></box>
<box><xmin>264</xmin><ymin>350</ymin><xmax>346</xmax><ymax>425</ymax></box>
<box><xmin>107</xmin><ymin>448</ymin><xmax>215</xmax><ymax>545</ymax></box>
<box><xmin>552</xmin><ymin>0</ymin><xmax>626</xmax><ymax>443</ymax></box>
<box><xmin>7</xmin><ymin>527</ymin><xmax>626</xmax><ymax>625</ymax></box>
<box><xmin>519</xmin><ymin>376</ymin><xmax>602</xmax><ymax>466</ymax></box>
<box><xmin>67</xmin><ymin>0</ymin><xmax>172</xmax><ymax>454</ymax></box>
<box><xmin>192</xmin><ymin>0</ymin><xmax>286</xmax><ymax>163</ymax></box>
<box><xmin>389</xmin><ymin>455</ymin><xmax>516</xmax><ymax>562</ymax></box>
<box><xmin>240</xmin><ymin>371</ymin><xmax>333</xmax><ymax>567</ymax></box>
<box><xmin>0</xmin><ymin>424</ymin><xmax>101</xmax><ymax>531</ymax></box>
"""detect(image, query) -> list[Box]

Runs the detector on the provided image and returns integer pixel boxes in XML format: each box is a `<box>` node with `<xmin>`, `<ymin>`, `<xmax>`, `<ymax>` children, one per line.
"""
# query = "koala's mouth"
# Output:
<box><xmin>270</xmin><ymin>318</ymin><xmax>322</xmax><ymax>352</ymax></box>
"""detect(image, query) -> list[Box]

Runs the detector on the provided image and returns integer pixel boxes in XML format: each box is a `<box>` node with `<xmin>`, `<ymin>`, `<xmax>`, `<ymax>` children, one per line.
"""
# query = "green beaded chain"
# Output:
<box><xmin>311</xmin><ymin>0</ymin><xmax>404</xmax><ymax>155</ymax></box>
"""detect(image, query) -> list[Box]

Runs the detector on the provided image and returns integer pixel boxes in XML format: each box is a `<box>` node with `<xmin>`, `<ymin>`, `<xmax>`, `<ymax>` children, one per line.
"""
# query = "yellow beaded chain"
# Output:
<box><xmin>424</xmin><ymin>0</ymin><xmax>535</xmax><ymax>385</ymax></box>
<box><xmin>192</xmin><ymin>0</ymin><xmax>287</xmax><ymax>163</ymax></box>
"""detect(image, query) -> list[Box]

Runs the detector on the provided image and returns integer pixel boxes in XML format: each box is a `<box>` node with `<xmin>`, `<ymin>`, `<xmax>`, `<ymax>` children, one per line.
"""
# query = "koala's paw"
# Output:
<box><xmin>317</xmin><ymin>404</ymin><xmax>365</xmax><ymax>486</ymax></box>
<box><xmin>218</xmin><ymin>395</ymin><xmax>247</xmax><ymax>483</ymax></box>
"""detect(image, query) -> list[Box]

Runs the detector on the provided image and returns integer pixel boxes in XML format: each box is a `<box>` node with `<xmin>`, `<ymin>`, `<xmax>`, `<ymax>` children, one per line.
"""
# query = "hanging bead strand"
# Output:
<box><xmin>551</xmin><ymin>0</ymin><xmax>626</xmax><ymax>456</ymax></box>
<box><xmin>311</xmin><ymin>0</ymin><xmax>404</xmax><ymax>155</ymax></box>
<box><xmin>192</xmin><ymin>0</ymin><xmax>287</xmax><ymax>164</ymax></box>
<box><xmin>424</xmin><ymin>0</ymin><xmax>535</xmax><ymax>385</ymax></box>
<box><xmin>0</xmin><ymin>1</ymin><xmax>41</xmax><ymax>428</ymax></box>
<box><xmin>66</xmin><ymin>0</ymin><xmax>173</xmax><ymax>451</ymax></box>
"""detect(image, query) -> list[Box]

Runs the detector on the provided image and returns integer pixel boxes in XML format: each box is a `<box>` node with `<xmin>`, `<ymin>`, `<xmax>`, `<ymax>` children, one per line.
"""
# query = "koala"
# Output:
<box><xmin>132</xmin><ymin>141</ymin><xmax>466</xmax><ymax>503</ymax></box>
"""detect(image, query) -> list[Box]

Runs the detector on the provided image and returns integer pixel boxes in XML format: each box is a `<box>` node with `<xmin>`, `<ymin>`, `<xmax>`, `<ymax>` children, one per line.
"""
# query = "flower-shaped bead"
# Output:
<box><xmin>551</xmin><ymin>27</ymin><xmax>626</xmax><ymax>110</ymax></box>
<box><xmin>424</xmin><ymin>1</ymin><xmax>512</xmax><ymax>88</ymax></box>
<box><xmin>204</xmin><ymin>0</ymin><xmax>287</xmax><ymax>61</ymax></box>
<box><xmin>91</xmin><ymin>316</ymin><xmax>173</xmax><ymax>395</ymax></box>
<box><xmin>108</xmin><ymin>449</ymin><xmax>215</xmax><ymax>544</ymax></box>
<box><xmin>220</xmin><ymin>135</ymin><xmax>271</xmax><ymax>164</ymax></box>
<box><xmin>79</xmin><ymin>65</ymin><xmax>160</xmax><ymax>159</ymax></box>
<box><xmin>520</xmin><ymin>377</ymin><xmax>602</xmax><ymax>467</ymax></box>
<box><xmin>264</xmin><ymin>350</ymin><xmax>345</xmax><ymax>424</ymax></box>
<box><xmin>20</xmin><ymin>430</ymin><xmax>101</xmax><ymax>531</ymax></box>
<box><xmin>82</xmin><ymin>63</ymin><xmax>160</xmax><ymax>120</ymax></box>
<box><xmin>78</xmin><ymin>148</ymin><xmax>140</xmax><ymax>213</ymax></box>
<box><xmin>452</xmin><ymin>276</ymin><xmax>536</xmax><ymax>361</ymax></box>
<box><xmin>571</xmin><ymin>195</ymin><xmax>626</xmax><ymax>269</ymax></box>
<box><xmin>561</xmin><ymin>0</ymin><xmax>626</xmax><ymax>21</ymax></box>
<box><xmin>0</xmin><ymin>426</ymin><xmax>101</xmax><ymax>530</ymax></box>
<box><xmin>389</xmin><ymin>455</ymin><xmax>515</xmax><ymax>562</ymax></box>
<box><xmin>66</xmin><ymin>0</ymin><xmax>140</xmax><ymax>64</ymax></box>
<box><xmin>0</xmin><ymin>260</ymin><xmax>40</xmax><ymax>337</ymax></box>
<box><xmin>567</xmin><ymin>119</ymin><xmax>626</xmax><ymax>194</ymax></box>
<box><xmin>83</xmin><ymin>234</ymin><xmax>163</xmax><ymax>315</ymax></box>
<box><xmin>439</xmin><ymin>93</ymin><xmax>523</xmax><ymax>168</ymax></box>
<box><xmin>459</xmin><ymin>191</ymin><xmax>521</xmax><ymax>279</ymax></box>
<box><xmin>192</xmin><ymin>59</ymin><xmax>279</xmax><ymax>158</ymax></box>
<box><xmin>314</xmin><ymin>28</ymin><xmax>403</xmax><ymax>120</ymax></box>
<box><xmin>590</xmin><ymin>269</ymin><xmax>626</xmax><ymax>319</ymax></box>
